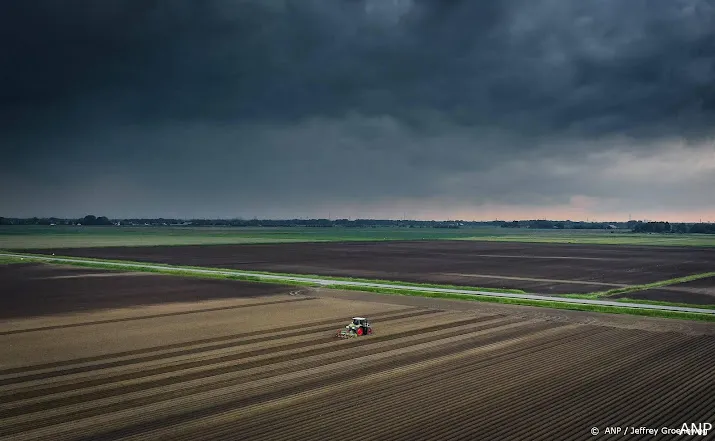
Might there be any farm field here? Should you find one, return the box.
[0,264,297,320]
[1,263,714,441]
[4,225,715,249]
[613,276,715,305]
[0,226,500,248]
[31,240,715,301]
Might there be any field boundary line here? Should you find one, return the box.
[2,253,715,318]
[564,271,715,299]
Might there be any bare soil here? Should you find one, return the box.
[0,263,294,319]
[1,265,714,440]
[614,288,715,304]
[311,287,715,336]
[613,289,714,304]
[673,275,715,288]
[612,276,715,304]
[30,240,715,298]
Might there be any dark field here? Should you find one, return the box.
[0,264,294,320]
[676,276,715,288]
[6,225,715,249]
[1,262,714,441]
[33,241,715,297]
[614,276,715,305]
[615,289,715,304]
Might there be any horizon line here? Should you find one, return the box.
[1,216,712,224]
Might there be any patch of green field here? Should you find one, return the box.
[562,271,715,299]
[323,285,715,323]
[2,225,715,249]
[0,256,25,264]
[456,231,715,247]
[0,226,480,249]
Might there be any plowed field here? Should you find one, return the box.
[1,264,714,441]
[0,263,294,319]
[614,276,715,305]
[30,241,715,296]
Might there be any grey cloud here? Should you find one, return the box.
[4,0,713,138]
[1,0,714,218]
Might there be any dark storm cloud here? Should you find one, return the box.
[2,0,715,218]
[4,0,713,136]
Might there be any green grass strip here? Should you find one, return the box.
[455,234,715,247]
[5,225,715,249]
[4,252,715,322]
[562,271,715,300]
[325,285,715,322]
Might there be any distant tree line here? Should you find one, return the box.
[499,219,715,233]
[500,220,610,229]
[1,216,714,234]
[77,215,113,226]
[158,218,466,228]
[0,215,113,226]
[0,216,465,228]
[631,221,715,234]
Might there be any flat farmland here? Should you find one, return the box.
[0,263,297,320]
[614,276,715,305]
[33,241,715,296]
[1,264,715,441]
[7,226,715,249]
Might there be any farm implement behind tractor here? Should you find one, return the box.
[336,317,372,338]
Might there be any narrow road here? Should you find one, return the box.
[2,253,714,316]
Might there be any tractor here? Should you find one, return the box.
[336,317,372,338]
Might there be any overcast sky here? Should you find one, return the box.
[2,0,714,221]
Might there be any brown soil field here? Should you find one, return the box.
[1,263,714,441]
[614,288,715,304]
[612,276,715,305]
[31,240,715,298]
[0,264,296,320]
[676,276,715,288]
